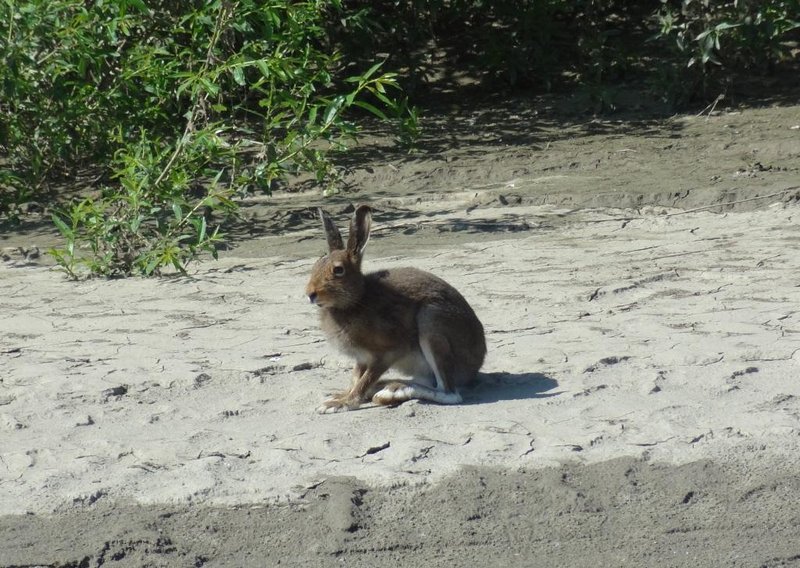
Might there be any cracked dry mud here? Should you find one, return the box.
[2,100,800,566]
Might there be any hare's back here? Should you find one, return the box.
[366,267,475,311]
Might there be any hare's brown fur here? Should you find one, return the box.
[306,205,486,413]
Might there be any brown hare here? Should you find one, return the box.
[306,205,486,413]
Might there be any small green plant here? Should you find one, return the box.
[49,129,235,277]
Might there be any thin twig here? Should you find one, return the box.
[664,187,800,217]
[649,249,714,261]
[696,94,725,119]
[153,4,234,188]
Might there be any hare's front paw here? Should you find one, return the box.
[316,397,360,414]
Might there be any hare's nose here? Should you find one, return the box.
[308,292,318,304]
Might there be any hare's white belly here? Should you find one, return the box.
[392,349,435,384]
[341,344,431,379]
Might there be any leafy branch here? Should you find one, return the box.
[1,1,416,277]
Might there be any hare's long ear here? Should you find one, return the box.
[319,208,344,252]
[347,205,372,260]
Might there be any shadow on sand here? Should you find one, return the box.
[464,371,560,404]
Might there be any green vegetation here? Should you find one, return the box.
[1,0,411,276]
[1,1,797,277]
[655,0,800,102]
[337,1,798,103]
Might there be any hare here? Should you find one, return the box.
[306,205,486,413]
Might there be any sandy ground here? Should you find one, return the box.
[2,101,800,566]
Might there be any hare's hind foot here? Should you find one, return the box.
[316,395,362,414]
[372,381,462,406]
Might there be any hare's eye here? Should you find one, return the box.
[333,265,345,277]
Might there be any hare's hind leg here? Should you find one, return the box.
[372,379,462,406]
[372,323,463,406]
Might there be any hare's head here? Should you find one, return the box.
[305,205,372,310]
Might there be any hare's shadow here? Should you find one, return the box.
[464,371,560,404]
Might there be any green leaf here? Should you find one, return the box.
[231,66,245,86]
[200,78,220,96]
[255,59,270,77]
[198,216,207,242]
[695,30,712,42]
[51,214,72,237]
[370,89,394,107]
[362,61,384,81]
[323,96,345,126]
[172,202,183,221]
[144,256,160,275]
[353,100,388,120]
[123,0,150,14]
[714,22,741,32]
